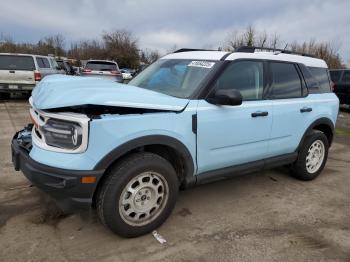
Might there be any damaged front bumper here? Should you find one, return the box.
[11,126,105,212]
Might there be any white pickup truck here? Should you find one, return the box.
[0,53,63,98]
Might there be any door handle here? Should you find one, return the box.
[300,107,312,113]
[251,111,268,117]
[9,70,15,73]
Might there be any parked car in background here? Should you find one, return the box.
[0,53,63,98]
[134,64,149,76]
[72,66,82,75]
[120,68,133,80]
[81,60,123,83]
[56,59,75,75]
[329,69,350,106]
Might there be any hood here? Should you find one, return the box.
[32,75,190,111]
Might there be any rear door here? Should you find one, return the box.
[196,60,273,174]
[0,55,36,89]
[267,61,314,157]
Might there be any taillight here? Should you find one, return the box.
[34,71,41,81]
[82,68,92,73]
[111,70,121,76]
[331,82,335,92]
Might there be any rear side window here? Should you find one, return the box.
[85,61,118,71]
[330,70,343,83]
[0,55,35,71]
[270,62,302,99]
[50,58,58,68]
[341,71,350,83]
[36,57,51,68]
[308,67,331,92]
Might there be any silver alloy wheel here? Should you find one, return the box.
[306,140,325,174]
[119,172,169,226]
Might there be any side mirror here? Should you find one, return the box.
[207,89,243,106]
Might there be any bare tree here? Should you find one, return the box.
[140,48,160,64]
[102,30,139,68]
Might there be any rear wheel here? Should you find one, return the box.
[291,130,329,181]
[96,152,178,237]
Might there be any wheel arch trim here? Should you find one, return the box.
[94,135,195,183]
[297,117,335,151]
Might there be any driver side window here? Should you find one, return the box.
[213,61,264,101]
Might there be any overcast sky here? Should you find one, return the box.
[1,0,349,64]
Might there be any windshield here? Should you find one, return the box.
[129,59,217,98]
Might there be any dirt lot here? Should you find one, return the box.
[1,99,350,262]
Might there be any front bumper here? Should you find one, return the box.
[11,127,105,212]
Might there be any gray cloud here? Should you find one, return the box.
[1,0,349,64]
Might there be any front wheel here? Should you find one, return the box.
[96,152,178,237]
[291,130,329,181]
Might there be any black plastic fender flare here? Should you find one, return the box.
[94,135,195,186]
[297,117,335,151]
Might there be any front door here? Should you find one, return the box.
[196,60,272,174]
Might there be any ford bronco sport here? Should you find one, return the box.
[11,47,339,237]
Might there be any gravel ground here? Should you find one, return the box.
[0,98,350,262]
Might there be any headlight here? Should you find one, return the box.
[41,118,83,150]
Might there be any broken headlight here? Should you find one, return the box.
[41,118,83,150]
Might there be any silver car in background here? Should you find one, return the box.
[0,53,63,98]
[81,60,123,83]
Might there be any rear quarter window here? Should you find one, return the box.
[307,67,331,93]
[0,55,35,71]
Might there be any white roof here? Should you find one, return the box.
[0,53,52,58]
[163,50,327,68]
[162,51,229,61]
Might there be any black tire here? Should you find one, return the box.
[96,152,179,238]
[291,130,329,181]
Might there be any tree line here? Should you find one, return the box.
[224,26,344,69]
[0,27,345,69]
[0,31,160,68]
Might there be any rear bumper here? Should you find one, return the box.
[0,83,35,92]
[11,129,105,212]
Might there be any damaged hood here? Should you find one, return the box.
[31,75,190,111]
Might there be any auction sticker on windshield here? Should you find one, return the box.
[188,61,215,68]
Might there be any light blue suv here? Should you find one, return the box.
[12,47,339,237]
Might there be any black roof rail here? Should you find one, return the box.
[235,46,315,58]
[173,48,217,53]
